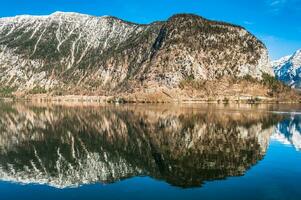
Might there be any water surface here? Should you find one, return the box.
[0,102,301,200]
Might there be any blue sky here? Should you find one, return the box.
[1,0,300,60]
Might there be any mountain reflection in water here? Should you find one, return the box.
[0,102,296,189]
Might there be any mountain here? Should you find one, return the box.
[0,102,279,188]
[273,49,301,88]
[0,12,293,102]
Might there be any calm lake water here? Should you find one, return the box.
[1,102,301,200]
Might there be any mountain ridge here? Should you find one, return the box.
[0,12,297,102]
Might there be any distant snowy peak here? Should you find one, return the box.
[272,55,291,68]
[273,49,301,88]
[291,49,301,68]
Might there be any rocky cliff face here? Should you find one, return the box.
[273,49,301,88]
[0,102,280,188]
[0,12,274,100]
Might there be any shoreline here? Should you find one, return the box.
[1,94,301,104]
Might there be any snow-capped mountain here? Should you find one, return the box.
[0,12,275,101]
[273,49,301,88]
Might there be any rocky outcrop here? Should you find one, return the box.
[0,102,282,188]
[0,12,275,100]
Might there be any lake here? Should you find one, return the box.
[0,102,301,200]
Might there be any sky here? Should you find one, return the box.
[0,0,300,60]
